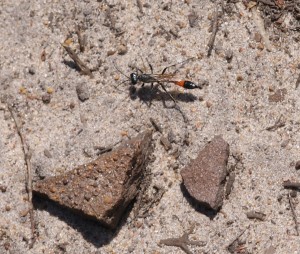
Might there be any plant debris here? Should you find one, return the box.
[159,223,206,254]
[246,210,266,221]
[7,104,36,248]
[62,42,93,78]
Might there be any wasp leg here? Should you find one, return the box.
[150,83,154,90]
[159,82,176,103]
[162,67,168,75]
[137,68,144,74]
[149,63,154,74]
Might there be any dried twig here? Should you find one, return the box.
[159,223,206,254]
[174,104,190,146]
[296,73,300,89]
[149,117,163,133]
[283,180,300,189]
[266,115,285,131]
[75,25,86,53]
[136,0,143,14]
[251,7,273,51]
[288,192,299,236]
[246,210,266,221]
[7,105,36,248]
[207,3,223,57]
[257,0,276,7]
[225,171,235,198]
[227,226,249,252]
[94,140,122,155]
[62,43,93,78]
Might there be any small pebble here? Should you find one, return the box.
[160,136,172,151]
[42,94,51,104]
[41,50,46,61]
[290,190,297,198]
[257,42,264,50]
[76,83,90,102]
[46,87,54,94]
[28,67,35,75]
[188,12,198,27]
[107,50,116,56]
[254,32,262,42]
[69,102,75,109]
[225,49,233,63]
[44,149,52,158]
[0,185,7,193]
[117,44,128,55]
[19,208,29,217]
[236,75,243,81]
[206,101,213,108]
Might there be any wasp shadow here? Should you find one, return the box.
[180,183,217,220]
[33,195,134,248]
[129,85,198,104]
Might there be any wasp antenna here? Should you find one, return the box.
[170,57,196,69]
[112,60,130,79]
[113,79,130,93]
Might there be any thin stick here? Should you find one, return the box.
[296,73,300,89]
[7,105,36,248]
[62,43,93,78]
[227,226,249,251]
[75,25,86,53]
[283,180,300,189]
[207,3,223,57]
[136,0,144,14]
[288,192,299,236]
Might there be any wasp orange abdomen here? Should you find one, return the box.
[174,80,199,89]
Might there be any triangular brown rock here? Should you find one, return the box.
[33,131,153,229]
[181,135,229,211]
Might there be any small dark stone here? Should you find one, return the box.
[28,67,35,75]
[0,185,7,193]
[295,160,300,170]
[57,242,68,252]
[69,102,75,109]
[160,136,172,151]
[42,94,51,104]
[225,50,233,63]
[44,149,52,158]
[188,12,199,28]
[181,135,229,211]
[117,44,128,55]
[290,190,297,198]
[62,179,68,185]
[76,83,89,102]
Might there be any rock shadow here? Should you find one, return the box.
[180,183,218,220]
[33,195,133,248]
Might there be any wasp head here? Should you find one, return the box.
[130,73,138,85]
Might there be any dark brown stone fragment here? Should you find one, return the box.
[33,131,152,229]
[181,135,229,211]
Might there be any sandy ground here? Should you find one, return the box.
[1,0,300,253]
